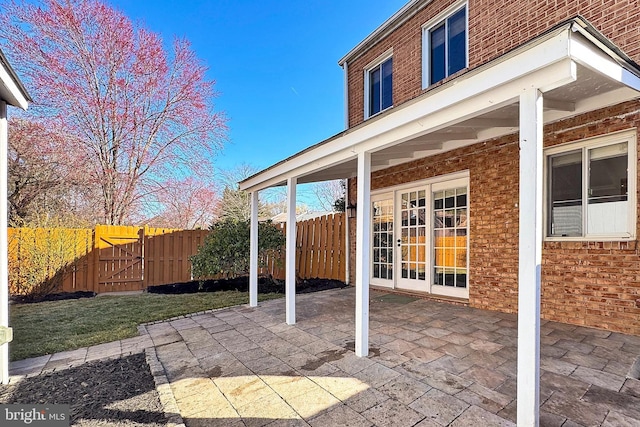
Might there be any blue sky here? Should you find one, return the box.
[107,0,408,175]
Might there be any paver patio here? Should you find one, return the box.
[10,287,640,426]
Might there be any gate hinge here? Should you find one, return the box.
[0,326,13,345]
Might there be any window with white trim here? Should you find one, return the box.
[546,131,636,239]
[423,3,467,87]
[365,55,393,118]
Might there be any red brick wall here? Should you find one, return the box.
[469,0,640,69]
[348,100,640,335]
[347,0,452,128]
[346,0,640,128]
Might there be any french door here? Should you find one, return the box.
[371,194,394,288]
[370,176,469,299]
[431,179,469,298]
[396,188,428,291]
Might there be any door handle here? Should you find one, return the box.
[397,239,401,247]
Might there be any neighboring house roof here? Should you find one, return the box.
[0,48,31,110]
[239,17,640,193]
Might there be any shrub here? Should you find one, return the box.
[8,227,84,300]
[190,218,285,279]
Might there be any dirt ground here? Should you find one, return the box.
[0,353,166,426]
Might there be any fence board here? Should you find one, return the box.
[327,215,336,279]
[144,229,210,286]
[317,216,325,278]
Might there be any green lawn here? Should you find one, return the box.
[9,291,283,361]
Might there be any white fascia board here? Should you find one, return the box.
[338,0,429,66]
[569,34,640,92]
[240,29,575,193]
[0,64,29,110]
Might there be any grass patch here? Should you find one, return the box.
[10,291,283,361]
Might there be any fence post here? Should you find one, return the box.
[141,226,147,289]
[92,226,101,293]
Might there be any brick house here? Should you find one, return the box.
[0,47,31,384]
[240,2,640,422]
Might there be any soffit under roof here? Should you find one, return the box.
[240,20,640,191]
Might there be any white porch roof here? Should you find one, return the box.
[240,18,640,192]
[0,48,31,109]
[242,17,640,426]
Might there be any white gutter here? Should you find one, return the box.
[338,0,430,66]
[240,25,575,192]
[0,67,29,111]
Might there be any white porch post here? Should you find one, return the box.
[517,88,543,426]
[355,151,371,357]
[285,176,297,325]
[249,190,259,307]
[0,101,8,384]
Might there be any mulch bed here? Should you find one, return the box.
[148,277,348,295]
[0,353,166,426]
[3,278,348,425]
[13,278,348,303]
[11,291,97,304]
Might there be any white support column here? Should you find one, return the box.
[344,179,350,285]
[0,101,8,384]
[517,88,543,426]
[355,152,371,357]
[285,177,297,325]
[249,190,259,307]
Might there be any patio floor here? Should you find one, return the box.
[9,287,640,426]
[140,287,640,426]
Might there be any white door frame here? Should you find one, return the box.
[395,185,430,292]
[369,171,470,298]
[430,177,470,299]
[370,192,394,289]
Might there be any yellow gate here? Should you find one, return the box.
[94,225,144,292]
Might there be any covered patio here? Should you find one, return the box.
[239,18,640,425]
[143,287,640,426]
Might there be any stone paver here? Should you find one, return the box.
[8,287,640,426]
[361,397,425,427]
[450,405,515,426]
[409,388,469,425]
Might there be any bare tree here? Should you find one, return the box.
[8,118,97,225]
[146,177,219,229]
[310,179,346,212]
[0,0,227,224]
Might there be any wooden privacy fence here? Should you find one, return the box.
[9,225,210,294]
[260,213,347,282]
[8,228,93,296]
[8,213,346,294]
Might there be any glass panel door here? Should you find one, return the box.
[396,188,428,292]
[371,196,394,288]
[432,184,469,298]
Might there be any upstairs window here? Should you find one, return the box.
[365,55,393,118]
[423,3,467,87]
[546,131,636,239]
